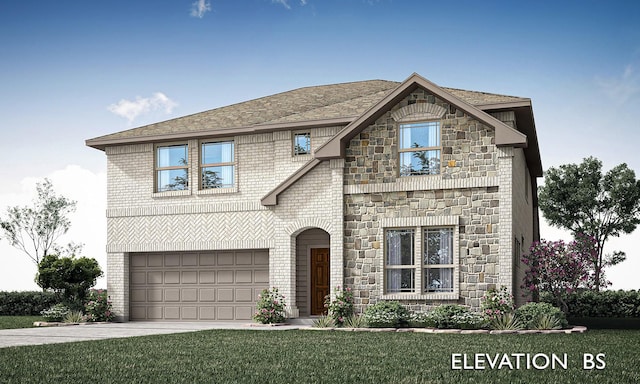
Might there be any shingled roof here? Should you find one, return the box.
[86,79,530,150]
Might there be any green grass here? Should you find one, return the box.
[0,316,43,329]
[0,329,638,383]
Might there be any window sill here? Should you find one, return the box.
[291,154,312,162]
[195,186,239,195]
[152,189,191,198]
[381,292,458,301]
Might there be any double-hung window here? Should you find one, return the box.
[424,228,454,292]
[385,229,415,293]
[384,227,455,294]
[399,121,441,176]
[201,141,234,189]
[156,143,188,192]
[293,132,311,156]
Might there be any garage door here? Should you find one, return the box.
[130,250,269,321]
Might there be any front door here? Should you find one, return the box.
[310,248,329,315]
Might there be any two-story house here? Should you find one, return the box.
[86,73,541,322]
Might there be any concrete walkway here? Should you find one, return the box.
[0,322,303,349]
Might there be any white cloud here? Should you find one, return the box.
[0,166,107,291]
[596,64,640,104]
[273,0,291,9]
[190,0,211,18]
[107,92,177,123]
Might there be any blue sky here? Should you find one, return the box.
[1,0,639,290]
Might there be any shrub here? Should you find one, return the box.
[481,286,515,320]
[408,311,436,328]
[40,303,70,322]
[428,304,486,329]
[84,289,115,322]
[363,301,409,328]
[324,286,355,326]
[253,287,286,324]
[543,290,640,318]
[0,291,59,316]
[535,314,562,330]
[515,302,568,329]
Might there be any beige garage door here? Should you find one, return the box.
[130,250,269,321]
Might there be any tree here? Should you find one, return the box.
[521,235,593,313]
[36,254,103,310]
[0,179,79,265]
[538,157,640,290]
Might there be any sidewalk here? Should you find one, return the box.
[0,321,303,348]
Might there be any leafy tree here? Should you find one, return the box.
[36,254,103,310]
[521,235,593,313]
[0,179,80,265]
[539,157,640,290]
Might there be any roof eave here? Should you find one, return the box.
[86,116,355,151]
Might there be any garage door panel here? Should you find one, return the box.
[165,289,180,302]
[164,271,180,284]
[130,250,268,321]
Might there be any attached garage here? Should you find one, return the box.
[130,250,269,321]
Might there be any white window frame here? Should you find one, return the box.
[154,142,189,193]
[199,140,235,190]
[380,216,459,300]
[398,121,442,176]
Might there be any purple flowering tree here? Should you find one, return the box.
[521,235,594,313]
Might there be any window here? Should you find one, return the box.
[384,227,455,294]
[293,132,311,155]
[424,228,454,292]
[200,141,234,189]
[399,121,441,176]
[156,143,188,192]
[385,229,415,293]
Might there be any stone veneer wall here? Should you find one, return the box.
[342,90,509,313]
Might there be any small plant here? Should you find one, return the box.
[489,313,523,330]
[515,302,568,329]
[324,286,355,326]
[84,289,115,322]
[428,304,471,329]
[40,303,70,322]
[451,312,488,329]
[253,287,286,324]
[535,314,562,330]
[408,311,435,328]
[481,286,515,320]
[363,301,409,328]
[313,315,335,328]
[63,310,85,323]
[343,314,366,328]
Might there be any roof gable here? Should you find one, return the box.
[314,73,527,160]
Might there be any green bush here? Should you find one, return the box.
[84,289,115,322]
[364,301,409,328]
[543,290,640,318]
[515,302,568,329]
[408,311,436,328]
[428,304,486,329]
[0,291,59,316]
[253,287,286,324]
[40,303,70,322]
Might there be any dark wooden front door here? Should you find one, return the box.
[310,248,330,315]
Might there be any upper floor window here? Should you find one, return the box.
[156,143,188,192]
[201,141,234,189]
[398,121,441,176]
[293,132,311,155]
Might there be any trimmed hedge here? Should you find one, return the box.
[0,291,59,316]
[542,290,640,318]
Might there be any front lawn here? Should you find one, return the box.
[0,316,43,329]
[1,329,638,383]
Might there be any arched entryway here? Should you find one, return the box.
[295,228,330,316]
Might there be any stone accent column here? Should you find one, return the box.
[107,252,129,322]
[497,147,514,292]
[330,159,345,299]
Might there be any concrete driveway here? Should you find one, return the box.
[0,322,302,348]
